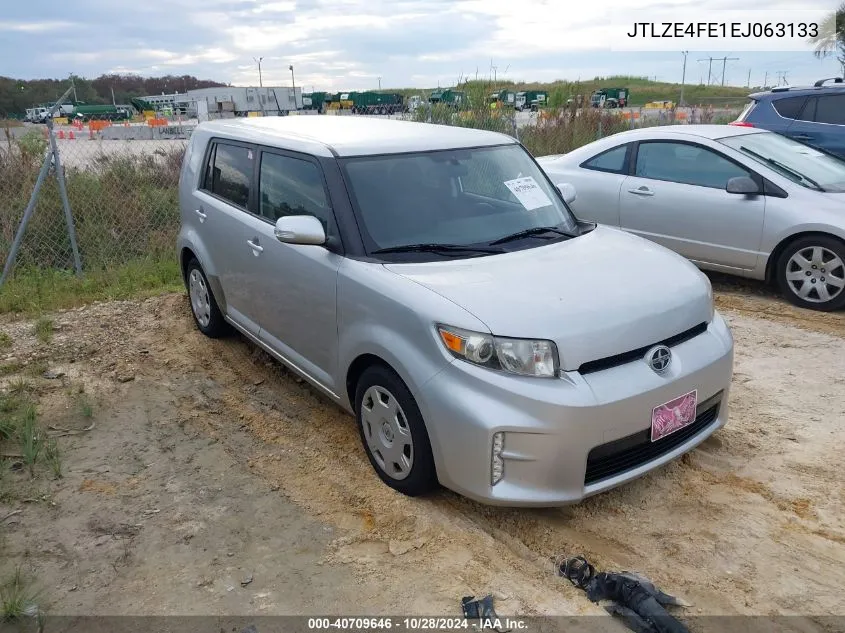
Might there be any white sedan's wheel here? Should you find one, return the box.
[777,236,845,311]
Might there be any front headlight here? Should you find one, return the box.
[436,324,559,378]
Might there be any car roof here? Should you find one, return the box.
[749,81,845,100]
[195,116,517,157]
[598,124,769,141]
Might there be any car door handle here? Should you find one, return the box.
[628,186,654,196]
[194,208,207,222]
[247,239,263,254]
[792,134,812,141]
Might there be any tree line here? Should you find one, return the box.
[0,74,228,116]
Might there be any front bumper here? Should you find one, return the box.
[419,312,734,507]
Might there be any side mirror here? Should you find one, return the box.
[556,182,577,204]
[274,215,326,245]
[726,176,760,195]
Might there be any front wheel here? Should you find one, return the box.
[776,236,845,311]
[355,365,437,497]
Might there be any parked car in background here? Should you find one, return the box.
[537,125,845,311]
[178,116,734,507]
[731,77,845,159]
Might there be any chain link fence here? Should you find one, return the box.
[1,117,185,281]
[0,99,741,284]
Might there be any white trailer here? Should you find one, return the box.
[185,86,302,117]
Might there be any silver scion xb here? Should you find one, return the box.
[177,116,734,507]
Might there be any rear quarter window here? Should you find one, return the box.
[772,96,807,119]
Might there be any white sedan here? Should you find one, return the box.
[537,125,845,311]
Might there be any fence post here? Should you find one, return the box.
[597,116,603,139]
[46,117,82,277]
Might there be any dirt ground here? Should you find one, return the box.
[1,276,844,626]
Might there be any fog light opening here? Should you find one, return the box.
[491,432,505,485]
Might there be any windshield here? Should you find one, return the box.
[341,144,580,256]
[718,132,845,192]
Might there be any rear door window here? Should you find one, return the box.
[204,142,253,209]
[772,96,807,119]
[814,95,845,125]
[581,144,629,173]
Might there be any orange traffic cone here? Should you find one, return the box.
[57,130,65,139]
[69,131,75,140]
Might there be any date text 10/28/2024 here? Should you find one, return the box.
[307,617,529,631]
[626,22,819,38]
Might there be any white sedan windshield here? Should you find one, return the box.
[718,132,845,193]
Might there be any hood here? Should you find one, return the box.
[383,226,713,371]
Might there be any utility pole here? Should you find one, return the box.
[69,73,77,101]
[253,57,264,87]
[289,65,296,99]
[746,68,751,88]
[720,56,739,86]
[377,76,381,90]
[680,51,688,105]
[763,71,768,88]
[776,70,788,86]
[111,85,116,106]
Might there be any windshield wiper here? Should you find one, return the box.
[371,243,505,256]
[489,226,575,245]
[739,146,826,191]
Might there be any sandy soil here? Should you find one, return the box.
[1,279,843,626]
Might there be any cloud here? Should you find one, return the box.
[3,0,843,88]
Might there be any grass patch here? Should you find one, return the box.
[44,438,61,479]
[18,404,42,475]
[75,392,94,419]
[0,332,11,350]
[0,257,182,316]
[32,319,52,344]
[0,363,22,377]
[0,566,43,621]
[22,361,48,379]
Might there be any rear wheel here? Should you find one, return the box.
[354,365,437,497]
[186,258,230,337]
[776,235,845,311]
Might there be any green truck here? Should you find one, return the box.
[429,89,466,107]
[488,89,516,108]
[590,88,628,108]
[514,91,548,112]
[302,92,330,112]
[67,103,132,121]
[320,91,405,114]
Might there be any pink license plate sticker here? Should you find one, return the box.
[651,390,698,442]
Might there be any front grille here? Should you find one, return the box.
[584,392,722,486]
[578,322,708,375]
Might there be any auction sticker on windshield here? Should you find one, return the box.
[651,390,697,442]
[504,176,553,211]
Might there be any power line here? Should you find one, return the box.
[697,56,740,86]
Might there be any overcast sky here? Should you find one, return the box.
[1,0,842,90]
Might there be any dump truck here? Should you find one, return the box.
[590,88,628,108]
[350,92,405,114]
[66,104,133,121]
[515,91,548,111]
[429,89,465,107]
[302,92,329,112]
[488,89,516,109]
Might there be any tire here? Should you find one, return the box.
[185,258,230,337]
[354,365,438,497]
[776,235,845,311]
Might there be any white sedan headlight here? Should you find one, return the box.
[436,324,559,378]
